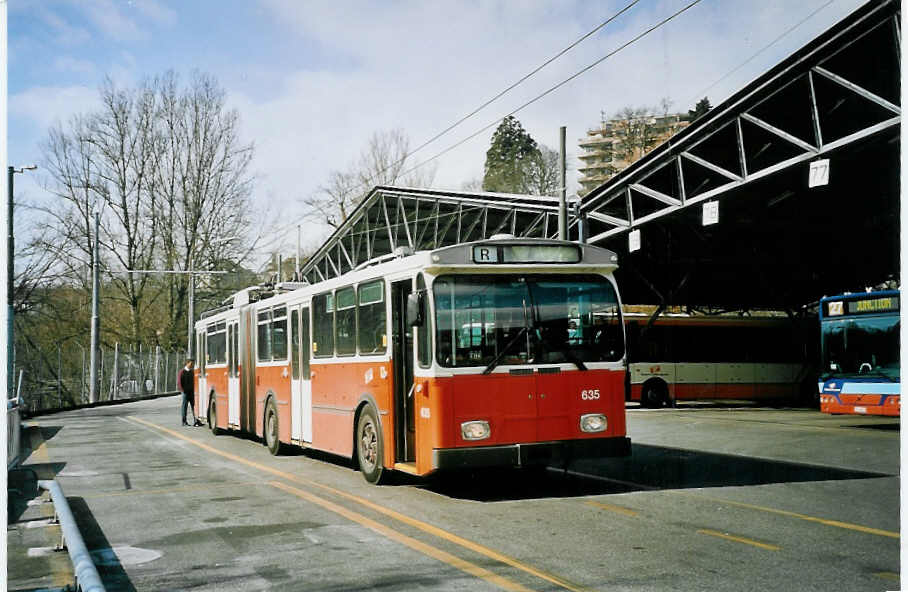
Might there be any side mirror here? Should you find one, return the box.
[407,291,425,327]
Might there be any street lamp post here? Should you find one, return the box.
[7,165,36,399]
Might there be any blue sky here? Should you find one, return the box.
[8,0,868,255]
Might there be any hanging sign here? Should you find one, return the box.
[702,201,719,226]
[808,159,830,188]
[628,229,641,252]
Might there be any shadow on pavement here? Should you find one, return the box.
[67,497,137,592]
[7,464,66,523]
[422,443,890,502]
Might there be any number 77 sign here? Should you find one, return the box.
[809,159,830,188]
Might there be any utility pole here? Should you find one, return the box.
[89,212,100,404]
[558,127,568,240]
[7,165,36,400]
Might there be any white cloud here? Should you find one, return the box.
[237,0,864,219]
[72,0,148,41]
[130,0,179,26]
[10,84,101,133]
[11,0,869,253]
[53,56,98,76]
[33,5,93,46]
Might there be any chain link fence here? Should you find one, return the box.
[15,341,184,414]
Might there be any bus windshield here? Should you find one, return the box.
[821,315,900,381]
[433,274,623,368]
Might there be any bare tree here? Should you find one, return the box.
[302,129,437,230]
[40,78,161,347]
[39,72,254,349]
[153,71,254,346]
[524,144,561,197]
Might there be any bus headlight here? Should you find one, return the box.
[461,420,491,441]
[580,414,607,433]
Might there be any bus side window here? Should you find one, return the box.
[257,309,273,362]
[302,307,311,379]
[416,274,432,367]
[312,292,334,357]
[272,307,288,361]
[358,280,386,355]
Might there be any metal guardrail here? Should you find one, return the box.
[38,479,107,592]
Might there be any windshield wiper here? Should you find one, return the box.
[537,331,587,371]
[482,326,529,375]
[483,297,533,375]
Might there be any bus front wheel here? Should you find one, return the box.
[356,405,385,484]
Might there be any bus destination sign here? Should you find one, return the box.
[847,296,899,315]
[473,245,580,264]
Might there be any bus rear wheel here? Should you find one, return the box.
[356,405,385,484]
[264,398,283,456]
[208,398,220,436]
[642,382,666,409]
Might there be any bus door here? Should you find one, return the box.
[228,321,240,426]
[197,332,208,420]
[391,279,416,463]
[290,305,313,443]
[240,306,256,433]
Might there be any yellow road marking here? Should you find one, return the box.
[270,481,533,592]
[874,572,899,581]
[126,416,591,592]
[585,500,638,517]
[575,469,898,540]
[697,529,780,551]
[682,492,899,539]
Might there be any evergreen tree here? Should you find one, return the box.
[482,116,542,194]
[687,97,712,121]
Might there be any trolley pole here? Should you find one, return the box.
[89,212,100,404]
[558,126,568,240]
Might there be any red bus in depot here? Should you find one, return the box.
[624,309,811,408]
[194,237,630,483]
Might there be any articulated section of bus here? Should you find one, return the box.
[818,291,900,416]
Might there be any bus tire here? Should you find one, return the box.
[642,381,666,409]
[264,398,283,456]
[356,405,385,484]
[208,397,220,436]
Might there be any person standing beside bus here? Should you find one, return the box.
[179,359,200,426]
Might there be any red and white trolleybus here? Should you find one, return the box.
[194,237,630,482]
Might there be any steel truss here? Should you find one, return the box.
[299,187,565,284]
[579,0,900,245]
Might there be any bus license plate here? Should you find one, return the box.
[854,406,867,414]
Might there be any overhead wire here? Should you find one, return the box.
[259,0,705,259]
[682,0,837,110]
[257,1,646,256]
[399,0,704,180]
[405,0,643,161]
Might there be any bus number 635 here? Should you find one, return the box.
[581,389,600,400]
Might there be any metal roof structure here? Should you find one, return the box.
[577,0,900,310]
[299,186,570,284]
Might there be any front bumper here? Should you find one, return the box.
[432,436,631,471]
